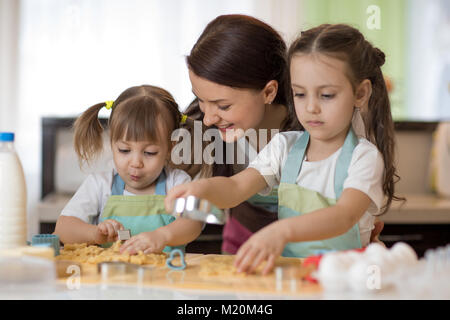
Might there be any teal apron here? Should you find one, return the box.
[99,171,184,253]
[246,188,278,212]
[278,129,362,257]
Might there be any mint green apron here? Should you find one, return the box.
[278,129,362,257]
[99,171,184,253]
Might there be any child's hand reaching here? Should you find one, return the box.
[234,222,288,275]
[94,219,124,244]
[119,229,169,255]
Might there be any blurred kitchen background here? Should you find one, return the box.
[0,0,449,255]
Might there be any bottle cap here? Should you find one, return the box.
[0,132,14,142]
[31,234,60,256]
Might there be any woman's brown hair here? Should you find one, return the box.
[178,14,301,178]
[73,85,181,166]
[187,14,300,133]
[287,24,403,214]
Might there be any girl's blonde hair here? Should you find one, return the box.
[73,85,181,166]
[288,24,404,214]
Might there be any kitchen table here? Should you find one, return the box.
[1,253,447,300]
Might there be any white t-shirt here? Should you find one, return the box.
[60,165,191,223]
[248,131,385,247]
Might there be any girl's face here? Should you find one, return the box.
[290,53,357,145]
[112,138,169,195]
[189,70,267,143]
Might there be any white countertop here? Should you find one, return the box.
[1,279,447,300]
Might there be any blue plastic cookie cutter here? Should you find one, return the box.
[166,249,186,270]
[31,234,60,256]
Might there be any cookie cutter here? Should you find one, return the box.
[117,229,131,241]
[172,196,229,225]
[166,249,186,271]
[31,234,60,256]
[97,261,154,287]
[97,261,139,275]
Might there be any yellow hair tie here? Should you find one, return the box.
[181,114,187,124]
[105,100,114,110]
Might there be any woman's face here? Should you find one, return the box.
[189,70,267,143]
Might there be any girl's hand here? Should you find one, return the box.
[234,222,288,275]
[94,219,124,244]
[119,229,169,255]
[370,219,386,247]
[164,180,207,213]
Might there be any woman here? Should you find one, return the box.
[176,14,384,254]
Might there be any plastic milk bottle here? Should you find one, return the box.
[0,132,27,249]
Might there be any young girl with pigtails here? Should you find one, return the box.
[166,24,403,274]
[54,85,202,254]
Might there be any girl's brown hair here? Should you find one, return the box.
[73,85,181,166]
[287,24,403,214]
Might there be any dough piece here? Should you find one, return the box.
[198,255,304,277]
[198,256,246,277]
[63,243,87,251]
[57,241,166,266]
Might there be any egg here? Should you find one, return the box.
[365,243,389,258]
[341,251,364,264]
[317,253,350,291]
[348,261,371,292]
[348,260,383,293]
[390,242,418,266]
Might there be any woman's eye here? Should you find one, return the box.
[294,93,305,98]
[218,105,231,111]
[321,94,335,99]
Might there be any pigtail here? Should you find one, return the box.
[73,102,106,167]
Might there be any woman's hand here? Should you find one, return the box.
[234,221,288,275]
[94,219,124,244]
[119,229,169,255]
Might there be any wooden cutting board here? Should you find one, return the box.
[57,254,321,296]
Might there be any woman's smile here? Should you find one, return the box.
[217,124,235,132]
